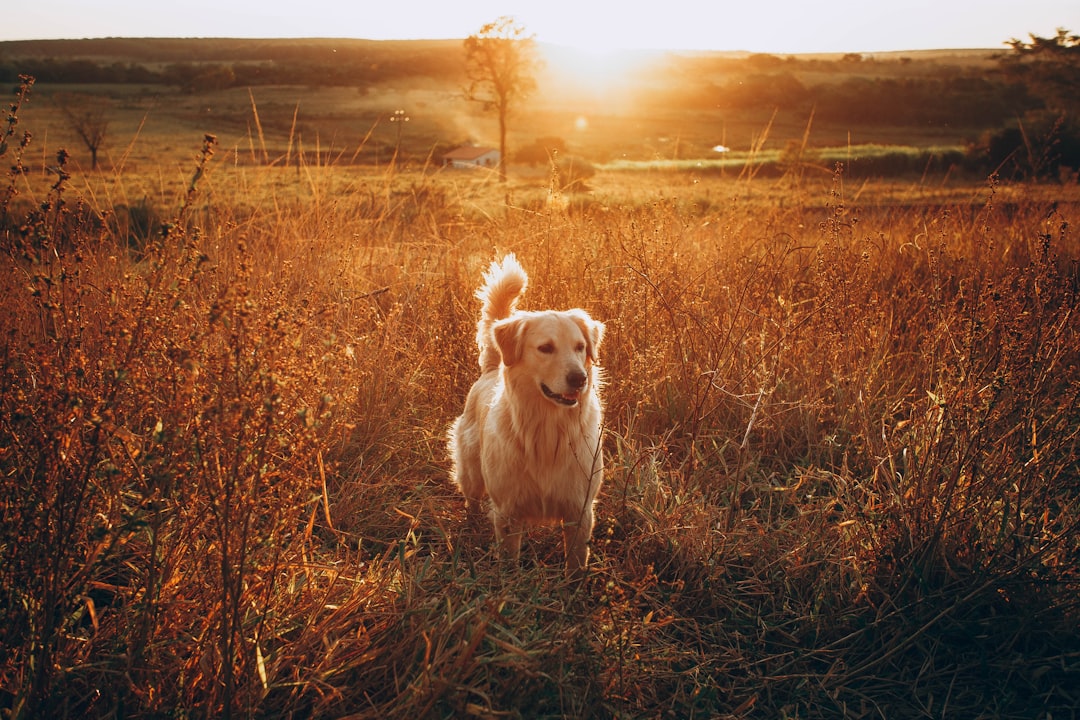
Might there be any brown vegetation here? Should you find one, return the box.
[1,62,1079,720]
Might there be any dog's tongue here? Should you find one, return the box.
[542,383,581,406]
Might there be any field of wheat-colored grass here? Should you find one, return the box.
[2,75,1080,719]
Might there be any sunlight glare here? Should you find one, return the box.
[541,42,656,96]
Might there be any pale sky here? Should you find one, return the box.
[4,0,1078,54]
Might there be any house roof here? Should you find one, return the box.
[443,146,499,160]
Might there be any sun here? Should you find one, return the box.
[540,40,656,95]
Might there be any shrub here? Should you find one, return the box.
[514,136,568,166]
[971,112,1080,180]
[552,153,596,191]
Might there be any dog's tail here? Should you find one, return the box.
[475,254,527,372]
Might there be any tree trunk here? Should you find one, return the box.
[498,108,507,183]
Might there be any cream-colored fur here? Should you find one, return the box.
[448,254,605,575]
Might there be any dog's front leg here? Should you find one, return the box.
[562,507,594,577]
[492,510,524,566]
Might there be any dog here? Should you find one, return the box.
[448,254,605,575]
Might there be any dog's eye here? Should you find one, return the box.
[538,342,555,354]
[575,342,586,353]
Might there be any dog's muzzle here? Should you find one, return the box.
[542,383,581,406]
[542,370,588,406]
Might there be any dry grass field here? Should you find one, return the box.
[2,63,1080,719]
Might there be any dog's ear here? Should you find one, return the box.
[569,310,605,363]
[492,316,525,366]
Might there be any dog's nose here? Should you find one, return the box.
[567,369,587,390]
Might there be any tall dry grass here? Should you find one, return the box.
[2,77,1079,718]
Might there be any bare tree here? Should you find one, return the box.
[55,93,110,170]
[463,16,540,182]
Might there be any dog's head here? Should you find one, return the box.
[492,309,604,407]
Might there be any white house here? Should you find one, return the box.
[443,146,500,169]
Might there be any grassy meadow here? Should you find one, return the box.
[2,42,1080,719]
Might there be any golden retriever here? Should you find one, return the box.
[448,254,605,575]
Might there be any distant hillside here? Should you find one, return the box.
[0,37,466,88]
[0,37,1001,69]
[0,37,464,62]
[0,37,1045,174]
[0,37,1005,106]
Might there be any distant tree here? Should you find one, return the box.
[54,92,110,170]
[977,28,1080,179]
[515,136,568,166]
[746,53,785,70]
[553,154,596,191]
[190,64,236,92]
[463,16,540,182]
[721,72,810,112]
[1001,28,1080,114]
